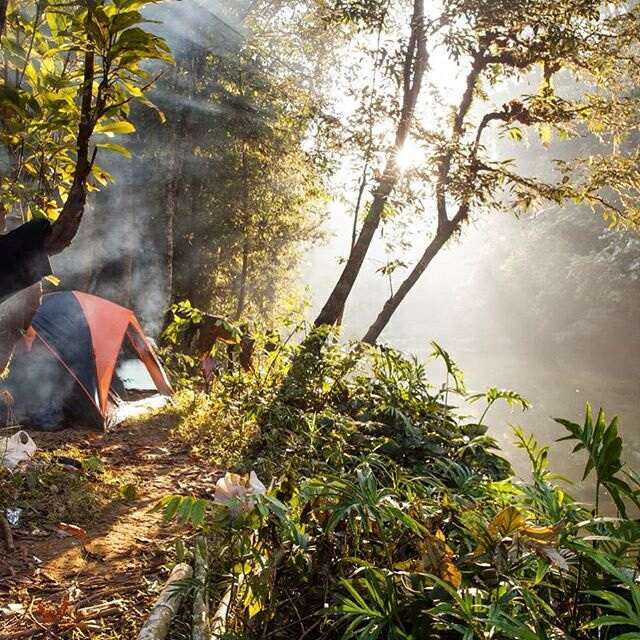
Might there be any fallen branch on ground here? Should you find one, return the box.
[137,562,193,640]
[75,582,140,607]
[192,536,209,640]
[0,605,122,639]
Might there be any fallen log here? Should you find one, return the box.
[210,584,232,640]
[137,562,193,640]
[210,574,244,640]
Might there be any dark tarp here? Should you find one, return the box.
[7,339,95,431]
[0,219,53,303]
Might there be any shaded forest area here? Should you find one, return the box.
[56,0,326,331]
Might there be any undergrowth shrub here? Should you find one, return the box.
[172,390,259,469]
[163,330,640,640]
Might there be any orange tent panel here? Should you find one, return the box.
[73,291,135,413]
[127,317,173,396]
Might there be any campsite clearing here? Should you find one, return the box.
[0,410,219,639]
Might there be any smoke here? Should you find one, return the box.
[53,0,253,335]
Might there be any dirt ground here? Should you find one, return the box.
[0,412,221,639]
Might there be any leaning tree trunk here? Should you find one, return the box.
[362,221,458,345]
[314,179,395,326]
[314,0,428,328]
[0,37,96,371]
[361,52,493,344]
[45,41,96,255]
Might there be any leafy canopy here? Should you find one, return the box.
[0,0,171,223]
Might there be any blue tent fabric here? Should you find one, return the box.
[6,292,103,430]
[31,292,100,408]
[3,291,172,431]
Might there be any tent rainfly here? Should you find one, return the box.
[3,291,172,431]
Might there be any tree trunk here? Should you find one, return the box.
[163,68,184,313]
[167,52,202,309]
[164,172,177,309]
[45,36,96,255]
[362,215,464,345]
[315,180,394,326]
[235,142,251,320]
[314,0,428,328]
[235,237,249,320]
[0,10,98,389]
[361,52,489,345]
[0,0,8,43]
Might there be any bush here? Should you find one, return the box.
[165,332,640,639]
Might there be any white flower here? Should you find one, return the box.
[214,471,266,512]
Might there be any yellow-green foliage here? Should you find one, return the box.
[164,335,640,640]
[6,457,100,525]
[173,390,260,470]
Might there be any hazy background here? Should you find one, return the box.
[301,207,640,498]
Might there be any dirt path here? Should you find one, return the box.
[0,412,220,639]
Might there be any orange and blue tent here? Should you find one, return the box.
[5,291,172,430]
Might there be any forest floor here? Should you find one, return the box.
[0,410,221,639]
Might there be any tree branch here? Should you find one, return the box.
[436,51,485,230]
[45,2,96,255]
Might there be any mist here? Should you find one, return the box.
[48,0,639,499]
[301,206,640,499]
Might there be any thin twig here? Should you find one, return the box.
[0,512,14,551]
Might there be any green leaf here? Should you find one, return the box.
[508,126,523,141]
[539,123,553,146]
[95,120,136,135]
[190,498,207,526]
[162,495,181,521]
[96,142,132,158]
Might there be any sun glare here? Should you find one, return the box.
[396,138,424,171]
